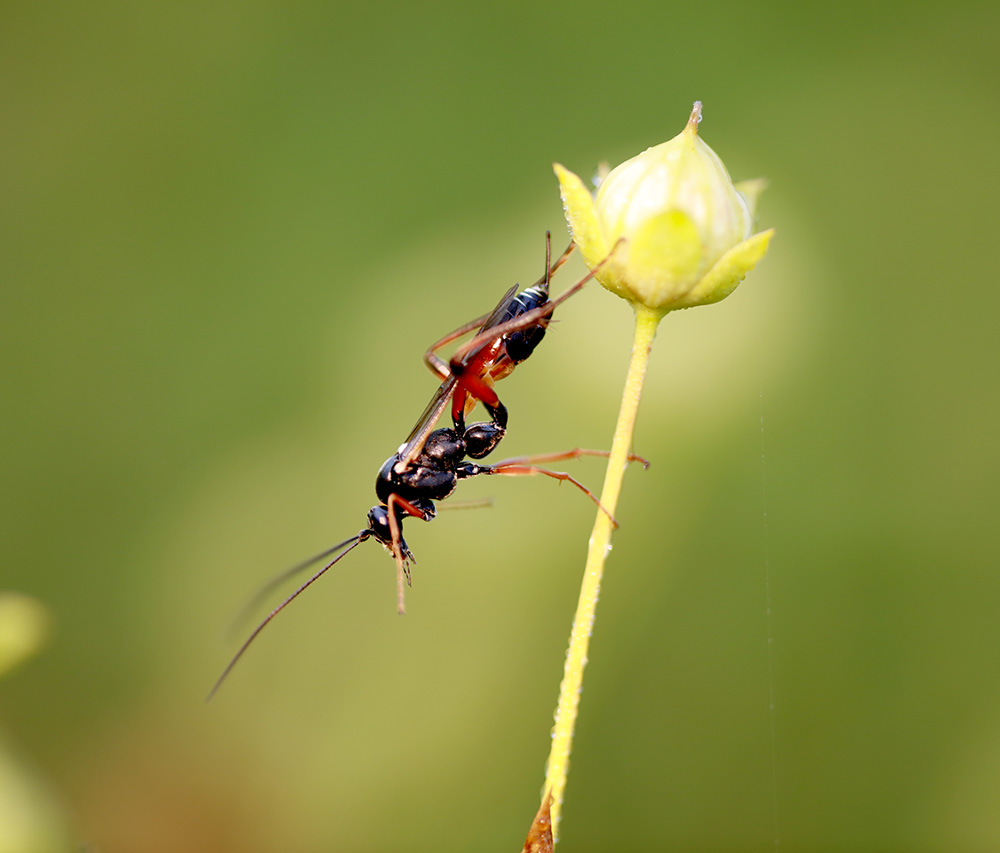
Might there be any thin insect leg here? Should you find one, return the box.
[385,494,409,615]
[485,463,621,528]
[423,307,500,380]
[435,497,494,511]
[450,240,621,367]
[207,535,366,701]
[489,448,650,470]
[385,493,435,615]
[401,240,584,471]
[441,239,577,373]
[451,367,502,416]
[421,237,564,376]
[384,493,432,567]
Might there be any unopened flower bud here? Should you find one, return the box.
[555,102,774,314]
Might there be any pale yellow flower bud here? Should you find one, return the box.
[555,102,774,314]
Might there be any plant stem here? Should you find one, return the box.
[542,303,661,842]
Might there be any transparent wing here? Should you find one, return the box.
[396,284,519,468]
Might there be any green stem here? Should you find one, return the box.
[542,303,661,842]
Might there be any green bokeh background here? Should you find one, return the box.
[2,3,998,851]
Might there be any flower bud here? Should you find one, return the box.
[555,102,773,314]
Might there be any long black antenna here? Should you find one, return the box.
[228,535,367,638]
[207,533,369,701]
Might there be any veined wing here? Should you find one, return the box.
[395,284,519,470]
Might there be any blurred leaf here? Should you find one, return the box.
[0,593,50,679]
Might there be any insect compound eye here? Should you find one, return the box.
[367,505,392,544]
[463,423,506,459]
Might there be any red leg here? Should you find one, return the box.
[482,444,649,527]
[385,494,408,615]
[489,448,650,470]
[448,242,628,373]
[427,239,577,404]
[449,242,577,369]
[485,462,621,528]
[452,368,501,411]
[424,310,497,380]
[450,373,500,427]
[385,493,433,615]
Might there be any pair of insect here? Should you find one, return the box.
[209,235,643,698]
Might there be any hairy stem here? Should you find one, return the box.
[542,303,661,841]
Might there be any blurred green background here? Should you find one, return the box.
[2,2,998,851]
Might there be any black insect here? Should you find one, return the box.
[208,236,639,698]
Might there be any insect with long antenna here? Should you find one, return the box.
[209,236,643,699]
